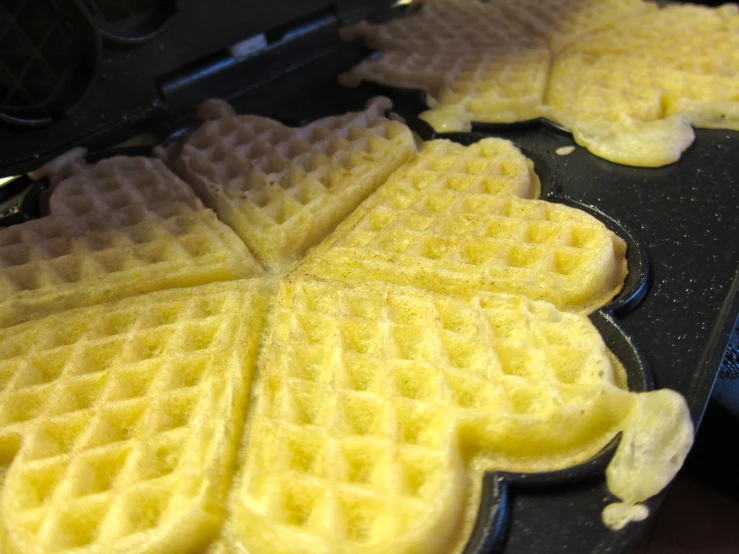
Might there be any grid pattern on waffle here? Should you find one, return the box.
[343,0,550,132]
[177,98,417,272]
[494,0,655,51]
[49,156,204,217]
[300,139,626,314]
[346,0,537,54]
[0,156,263,327]
[0,205,263,327]
[365,139,541,204]
[0,280,271,554]
[301,198,625,314]
[227,277,626,553]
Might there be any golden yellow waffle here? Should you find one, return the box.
[221,276,693,554]
[344,0,739,166]
[299,138,627,314]
[342,0,550,132]
[559,3,739,64]
[0,279,272,554]
[545,51,696,168]
[0,156,263,327]
[344,49,551,132]
[367,138,542,201]
[342,0,649,132]
[176,97,417,272]
[546,4,739,166]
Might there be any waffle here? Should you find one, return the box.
[28,147,95,187]
[0,279,272,554]
[221,276,693,554]
[48,155,204,218]
[0,156,263,327]
[546,4,739,166]
[342,0,550,132]
[345,48,551,132]
[495,0,656,52]
[559,3,739,64]
[363,138,542,203]
[344,0,739,166]
[341,0,652,132]
[299,138,627,314]
[342,0,528,54]
[545,52,696,168]
[176,97,417,272]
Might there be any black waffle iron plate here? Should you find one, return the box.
[0,1,737,553]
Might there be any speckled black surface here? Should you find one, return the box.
[720,329,739,378]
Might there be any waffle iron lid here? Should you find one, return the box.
[0,0,395,177]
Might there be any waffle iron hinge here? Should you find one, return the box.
[155,7,343,115]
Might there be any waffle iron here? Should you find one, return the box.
[1,1,738,553]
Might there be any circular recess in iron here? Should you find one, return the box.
[80,0,178,45]
[0,0,100,128]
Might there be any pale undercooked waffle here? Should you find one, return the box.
[0,155,262,327]
[0,279,272,554]
[341,0,551,132]
[220,276,693,554]
[299,138,627,314]
[45,152,204,218]
[176,97,417,273]
[343,48,551,132]
[546,4,739,166]
[493,0,656,52]
[343,0,739,166]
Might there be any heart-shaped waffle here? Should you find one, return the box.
[0,113,694,553]
[341,0,651,133]
[299,138,627,314]
[177,97,417,272]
